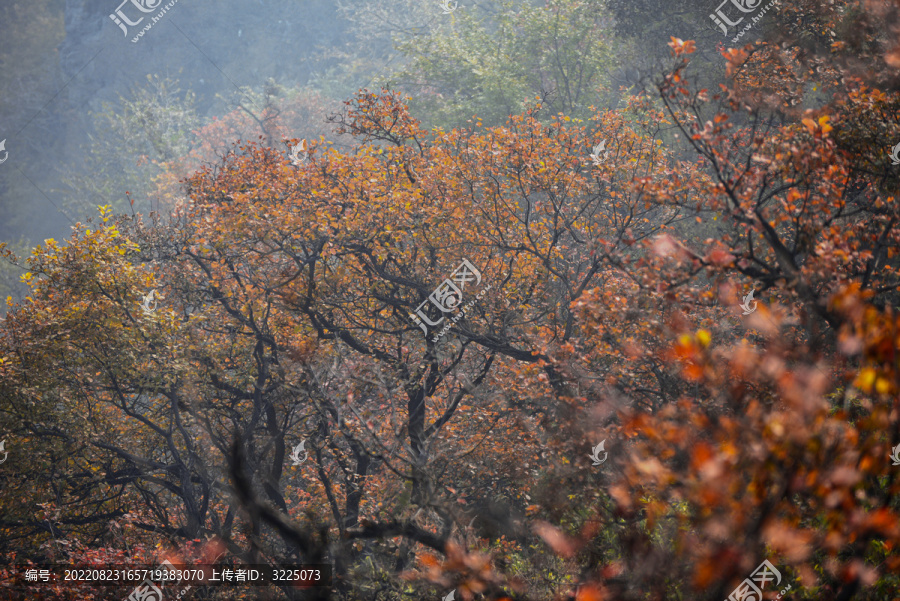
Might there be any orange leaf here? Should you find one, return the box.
[802,118,817,134]
[576,584,604,601]
[532,521,577,558]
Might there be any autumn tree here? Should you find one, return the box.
[4,1,900,596]
[528,17,900,601]
[0,82,695,599]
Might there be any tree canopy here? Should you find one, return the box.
[2,0,900,600]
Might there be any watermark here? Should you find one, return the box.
[24,569,50,582]
[889,142,900,166]
[890,444,900,466]
[288,140,308,166]
[440,0,459,14]
[588,440,608,466]
[126,560,191,601]
[0,139,8,164]
[726,559,789,601]
[442,590,456,601]
[740,290,757,315]
[0,440,7,464]
[589,140,608,166]
[289,440,308,466]
[709,0,781,42]
[140,290,161,317]
[109,0,182,43]
[409,258,490,342]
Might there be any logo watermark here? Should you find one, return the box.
[409,258,491,342]
[140,290,161,317]
[0,139,8,165]
[0,440,7,464]
[109,0,182,43]
[288,140,308,166]
[126,560,191,601]
[889,142,900,166]
[588,440,608,466]
[442,590,456,601]
[289,440,308,466]
[709,0,781,42]
[589,140,608,166]
[726,559,789,601]
[740,290,757,315]
[439,0,459,14]
[890,444,900,466]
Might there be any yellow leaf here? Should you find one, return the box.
[696,329,711,347]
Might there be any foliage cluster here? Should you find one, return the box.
[2,0,900,600]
